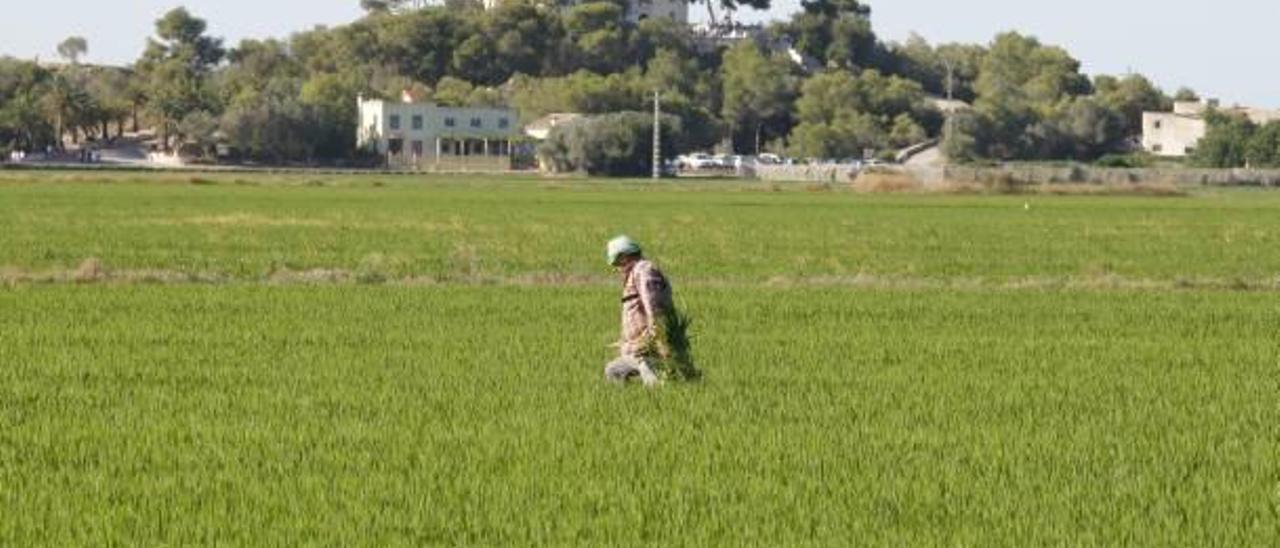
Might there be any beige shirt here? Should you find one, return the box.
[619,259,673,358]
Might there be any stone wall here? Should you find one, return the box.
[938,165,1280,187]
[745,164,860,183]
[746,162,1280,187]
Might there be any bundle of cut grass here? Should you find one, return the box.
[652,309,701,381]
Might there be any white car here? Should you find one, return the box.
[677,153,719,170]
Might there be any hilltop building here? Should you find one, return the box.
[482,0,687,23]
[357,92,519,171]
[1143,100,1280,157]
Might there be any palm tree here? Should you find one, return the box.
[42,74,94,147]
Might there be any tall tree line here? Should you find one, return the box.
[0,0,1194,165]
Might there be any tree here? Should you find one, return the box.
[136,8,225,150]
[1094,73,1169,136]
[643,50,722,152]
[360,0,397,12]
[958,32,1093,160]
[178,110,220,159]
[509,70,646,122]
[220,77,317,163]
[941,109,983,161]
[299,72,362,160]
[57,37,88,65]
[83,68,134,138]
[432,76,476,106]
[1247,122,1280,168]
[221,39,302,101]
[1030,96,1126,160]
[783,0,878,70]
[721,42,796,153]
[539,111,679,175]
[789,69,934,158]
[563,2,628,74]
[1173,87,1200,102]
[1190,112,1254,168]
[889,113,927,148]
[976,32,1090,113]
[0,58,55,151]
[1189,117,1280,169]
[630,18,702,71]
[826,10,877,69]
[366,8,476,84]
[485,1,564,80]
[885,35,984,101]
[41,74,92,147]
[150,8,225,71]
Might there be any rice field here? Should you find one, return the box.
[1,171,1278,545]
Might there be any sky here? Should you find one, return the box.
[1,0,1275,108]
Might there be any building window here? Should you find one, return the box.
[498,118,510,129]
[411,140,424,157]
[412,115,424,130]
[445,117,456,128]
[390,115,401,130]
[1153,120,1162,130]
[1152,144,1163,153]
[470,118,482,128]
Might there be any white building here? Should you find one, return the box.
[357,94,520,171]
[1143,100,1280,158]
[1142,104,1209,158]
[483,0,687,23]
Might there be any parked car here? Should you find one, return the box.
[757,153,783,165]
[676,153,719,170]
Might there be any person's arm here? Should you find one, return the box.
[635,263,670,357]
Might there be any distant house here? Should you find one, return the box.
[357,93,519,171]
[1143,100,1280,158]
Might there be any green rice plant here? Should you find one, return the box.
[652,308,700,381]
[3,171,1280,545]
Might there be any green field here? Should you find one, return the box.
[2,172,1279,545]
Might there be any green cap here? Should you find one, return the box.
[606,235,641,266]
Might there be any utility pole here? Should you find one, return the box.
[652,90,661,180]
[943,58,956,144]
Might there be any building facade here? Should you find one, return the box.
[1143,100,1280,158]
[357,96,519,171]
[1142,110,1208,157]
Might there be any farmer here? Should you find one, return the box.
[604,235,674,386]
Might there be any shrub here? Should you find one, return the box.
[1095,153,1153,168]
[539,112,680,176]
